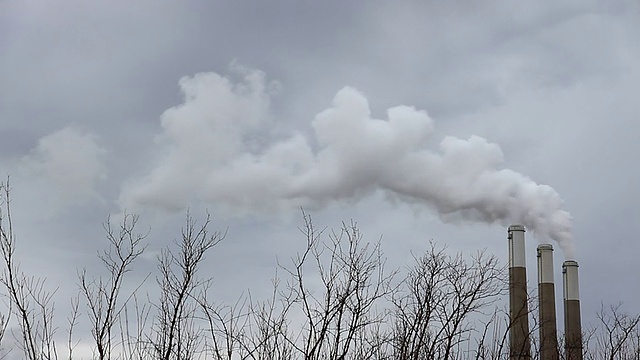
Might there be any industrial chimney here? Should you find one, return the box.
[537,244,559,360]
[508,225,531,359]
[563,261,583,360]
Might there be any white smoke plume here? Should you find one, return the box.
[120,67,574,258]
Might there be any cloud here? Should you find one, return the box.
[120,67,573,258]
[21,127,107,205]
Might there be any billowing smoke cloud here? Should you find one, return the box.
[120,67,574,258]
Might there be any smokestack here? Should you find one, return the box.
[563,261,583,360]
[508,225,531,359]
[537,244,559,360]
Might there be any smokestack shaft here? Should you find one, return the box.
[537,244,559,360]
[508,225,531,359]
[563,261,582,360]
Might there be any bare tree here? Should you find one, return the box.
[240,277,296,360]
[218,212,397,360]
[582,302,640,360]
[118,293,152,360]
[391,241,506,360]
[78,213,148,360]
[11,182,640,360]
[150,212,225,360]
[0,180,58,360]
[65,296,80,360]
[471,308,510,360]
[196,285,249,360]
[277,212,396,359]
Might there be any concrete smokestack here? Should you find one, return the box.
[563,261,583,360]
[537,244,559,360]
[508,225,531,359]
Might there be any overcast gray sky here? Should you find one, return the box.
[1,0,639,356]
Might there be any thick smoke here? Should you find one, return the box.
[120,68,574,258]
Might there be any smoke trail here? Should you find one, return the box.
[120,67,574,258]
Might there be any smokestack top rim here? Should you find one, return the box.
[563,260,579,268]
[508,224,526,232]
[537,244,554,251]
